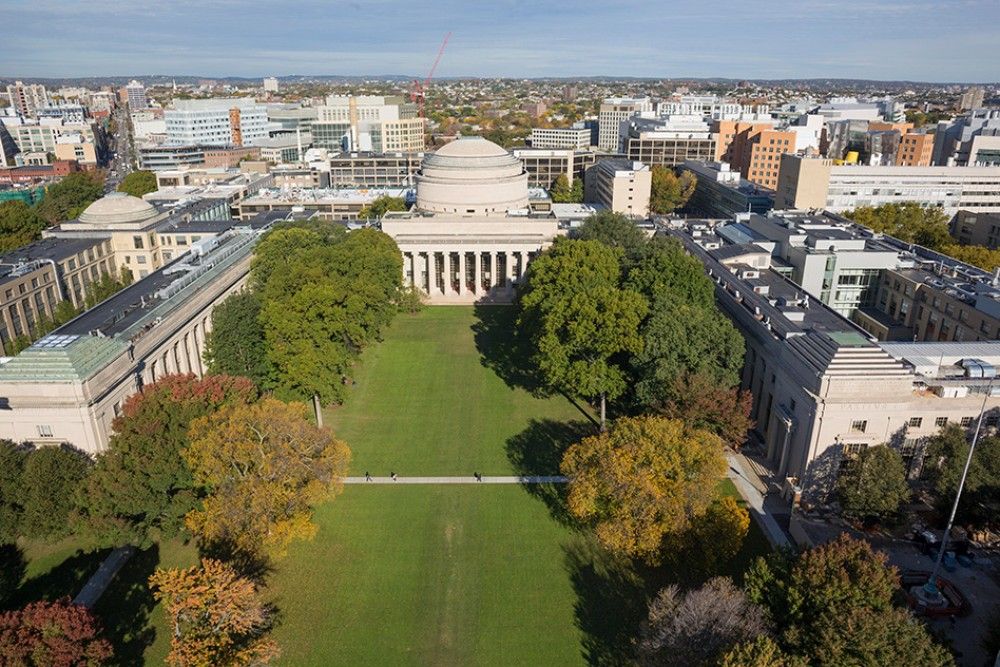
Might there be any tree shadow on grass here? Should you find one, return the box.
[5,547,111,610]
[472,304,545,395]
[93,544,161,666]
[506,418,593,526]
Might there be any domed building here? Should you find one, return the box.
[415,137,529,216]
[381,136,563,303]
[76,192,161,226]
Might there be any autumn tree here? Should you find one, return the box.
[150,559,278,667]
[518,238,647,428]
[117,170,158,198]
[844,202,952,251]
[637,577,769,666]
[561,415,727,562]
[665,495,750,577]
[649,165,696,214]
[203,291,274,390]
[184,398,351,557]
[719,637,806,667]
[0,598,113,666]
[836,445,910,521]
[75,374,258,548]
[19,445,91,539]
[656,372,753,449]
[941,243,1000,272]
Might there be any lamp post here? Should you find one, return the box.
[922,375,994,600]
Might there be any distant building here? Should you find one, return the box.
[312,96,424,153]
[522,101,547,118]
[37,105,87,125]
[951,210,1000,249]
[263,77,280,93]
[713,120,794,189]
[237,186,411,221]
[681,161,774,218]
[529,127,592,150]
[584,159,651,217]
[896,131,934,167]
[776,155,1000,215]
[622,116,716,167]
[5,81,48,118]
[960,86,985,111]
[327,151,423,188]
[259,132,311,164]
[165,99,268,147]
[598,97,653,151]
[125,80,147,110]
[138,145,206,171]
[932,110,1000,166]
[512,148,595,188]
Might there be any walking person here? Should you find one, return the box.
[391,471,397,482]
[474,471,482,482]
[365,471,372,482]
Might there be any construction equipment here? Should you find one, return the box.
[410,32,451,118]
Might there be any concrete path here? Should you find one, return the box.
[344,475,568,484]
[73,545,136,608]
[726,453,792,549]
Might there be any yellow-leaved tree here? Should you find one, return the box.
[560,415,727,563]
[183,398,351,558]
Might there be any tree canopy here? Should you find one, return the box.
[561,415,727,562]
[357,195,407,220]
[34,171,105,225]
[843,202,952,251]
[203,291,274,390]
[117,170,158,198]
[184,398,351,557]
[0,598,113,666]
[0,201,47,253]
[924,424,1000,527]
[649,166,696,215]
[18,445,91,540]
[75,374,258,548]
[549,174,583,203]
[836,445,910,521]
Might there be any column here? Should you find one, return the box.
[444,252,454,295]
[425,252,434,294]
[472,252,481,295]
[519,251,528,280]
[409,252,417,289]
[457,251,466,295]
[192,325,205,376]
[489,252,498,289]
[505,250,515,286]
[402,252,410,285]
[161,352,170,377]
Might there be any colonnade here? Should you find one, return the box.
[143,314,213,384]
[402,249,535,297]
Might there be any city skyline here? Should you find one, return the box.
[4,0,1000,82]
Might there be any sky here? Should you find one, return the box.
[3,0,999,82]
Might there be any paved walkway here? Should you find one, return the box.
[344,475,568,484]
[73,546,135,608]
[726,453,792,549]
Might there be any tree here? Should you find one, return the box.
[623,236,716,310]
[357,195,407,220]
[19,445,91,539]
[203,291,274,389]
[576,211,648,264]
[649,166,696,215]
[75,375,258,548]
[837,445,910,521]
[34,171,105,224]
[637,577,769,666]
[924,425,1000,527]
[518,238,647,427]
[0,440,27,543]
[83,268,133,309]
[843,203,952,251]
[941,244,1000,272]
[549,174,582,203]
[561,416,727,562]
[150,559,278,667]
[665,495,750,577]
[0,201,47,253]
[117,170,158,197]
[0,598,113,666]
[250,227,323,292]
[719,637,806,667]
[0,543,26,607]
[656,372,753,449]
[810,606,954,666]
[184,398,351,557]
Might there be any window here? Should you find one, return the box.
[935,417,948,428]
[137,256,147,264]
[908,417,922,428]
[36,424,53,437]
[850,420,868,433]
[133,235,144,249]
[961,416,975,428]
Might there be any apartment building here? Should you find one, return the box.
[622,116,716,168]
[263,77,279,93]
[597,97,653,151]
[584,159,651,217]
[512,148,595,187]
[529,127,592,150]
[951,210,1000,249]
[714,121,795,189]
[5,82,48,118]
[776,155,1000,215]
[960,87,985,111]
[125,80,147,110]
[897,132,934,167]
[681,161,775,218]
[165,99,268,147]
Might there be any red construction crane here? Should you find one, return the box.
[410,32,451,118]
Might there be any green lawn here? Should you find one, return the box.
[11,306,771,666]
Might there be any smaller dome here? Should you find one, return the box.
[434,136,508,158]
[78,192,159,225]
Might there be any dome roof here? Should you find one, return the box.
[434,136,508,158]
[78,193,159,225]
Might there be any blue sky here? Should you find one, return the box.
[3,0,998,81]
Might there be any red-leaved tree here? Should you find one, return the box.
[0,598,113,666]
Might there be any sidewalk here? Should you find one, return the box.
[343,475,568,484]
[726,452,792,549]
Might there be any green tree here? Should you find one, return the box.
[719,637,806,667]
[0,441,27,543]
[518,238,647,427]
[75,375,258,548]
[357,195,407,220]
[623,236,716,309]
[250,227,322,292]
[924,424,1000,527]
[576,210,649,264]
[810,606,954,666]
[34,171,105,224]
[843,203,952,251]
[204,291,274,389]
[836,445,910,520]
[649,166,696,214]
[941,243,1000,272]
[0,201,47,253]
[561,415,727,562]
[19,445,91,540]
[549,174,582,203]
[117,170,158,197]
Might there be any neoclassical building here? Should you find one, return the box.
[381,137,563,303]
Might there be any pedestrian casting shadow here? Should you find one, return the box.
[472,304,546,395]
[506,418,593,526]
[93,544,161,666]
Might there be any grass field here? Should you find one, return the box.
[12,306,771,665]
